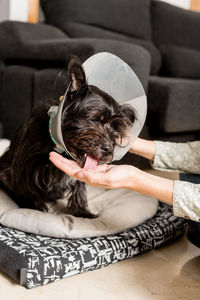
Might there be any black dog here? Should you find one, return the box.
[0,57,136,218]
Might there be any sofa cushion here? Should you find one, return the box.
[33,68,66,108]
[147,76,200,133]
[152,0,200,50]
[0,188,158,239]
[160,45,200,79]
[32,40,151,102]
[62,23,161,75]
[41,0,161,74]
[0,66,34,139]
[41,0,152,40]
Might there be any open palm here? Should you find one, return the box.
[49,152,137,189]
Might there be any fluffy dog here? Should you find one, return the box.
[0,57,136,218]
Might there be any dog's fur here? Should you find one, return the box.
[0,57,136,218]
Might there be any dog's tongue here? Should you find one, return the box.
[83,154,98,170]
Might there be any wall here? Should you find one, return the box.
[0,0,9,22]
[9,0,28,22]
[0,0,28,22]
[159,0,191,9]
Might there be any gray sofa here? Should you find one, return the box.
[0,21,150,141]
[0,0,200,145]
[41,0,200,142]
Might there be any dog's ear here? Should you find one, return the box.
[121,104,136,126]
[67,57,86,91]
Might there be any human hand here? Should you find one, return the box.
[49,151,174,204]
[49,151,139,189]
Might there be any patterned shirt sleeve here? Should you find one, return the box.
[152,140,200,222]
[152,140,200,174]
[173,181,200,222]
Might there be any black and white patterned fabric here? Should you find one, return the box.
[0,202,186,288]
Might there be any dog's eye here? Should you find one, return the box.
[91,116,101,123]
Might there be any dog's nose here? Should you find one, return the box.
[101,145,113,155]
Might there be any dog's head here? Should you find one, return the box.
[60,57,136,167]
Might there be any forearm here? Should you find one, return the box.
[129,138,155,161]
[127,167,174,205]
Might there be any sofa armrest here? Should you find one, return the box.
[0,21,94,62]
[152,0,200,50]
[0,20,67,46]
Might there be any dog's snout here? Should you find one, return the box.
[101,144,113,155]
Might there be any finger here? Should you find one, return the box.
[49,152,79,168]
[75,169,109,187]
[49,152,112,185]
[49,152,82,176]
[49,152,81,170]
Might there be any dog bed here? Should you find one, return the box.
[0,138,158,238]
[0,187,158,238]
[0,139,186,287]
[0,203,186,288]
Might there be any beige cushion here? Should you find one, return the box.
[0,139,158,238]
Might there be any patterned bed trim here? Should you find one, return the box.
[0,202,186,288]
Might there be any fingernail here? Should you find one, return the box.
[50,152,59,158]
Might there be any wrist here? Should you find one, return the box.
[129,138,156,161]
[124,166,143,190]
[129,138,143,154]
[126,168,174,205]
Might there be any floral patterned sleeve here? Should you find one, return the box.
[152,141,200,222]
